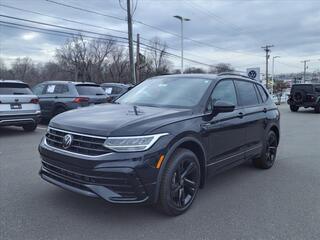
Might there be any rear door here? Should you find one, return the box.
[75,84,107,105]
[40,84,71,117]
[234,80,267,159]
[204,80,246,172]
[0,82,38,116]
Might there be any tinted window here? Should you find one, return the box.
[235,81,260,106]
[117,77,212,108]
[256,84,268,102]
[76,85,105,95]
[112,86,123,94]
[0,82,32,95]
[291,84,313,93]
[32,84,45,95]
[208,80,237,111]
[315,85,320,92]
[103,87,113,95]
[44,84,69,94]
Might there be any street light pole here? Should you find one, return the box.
[174,15,190,74]
[271,56,280,94]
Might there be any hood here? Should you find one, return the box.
[50,103,192,136]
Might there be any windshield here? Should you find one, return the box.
[75,85,105,96]
[116,77,212,108]
[0,82,33,95]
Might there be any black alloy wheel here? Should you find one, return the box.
[253,131,278,169]
[158,148,200,216]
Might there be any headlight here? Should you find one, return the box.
[103,133,169,152]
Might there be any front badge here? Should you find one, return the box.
[62,134,73,149]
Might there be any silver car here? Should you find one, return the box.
[0,80,41,131]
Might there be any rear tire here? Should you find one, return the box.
[158,148,201,216]
[290,105,299,112]
[53,107,66,117]
[22,123,37,132]
[315,105,320,113]
[253,131,278,169]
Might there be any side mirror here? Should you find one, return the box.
[212,100,235,114]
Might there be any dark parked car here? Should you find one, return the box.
[287,83,320,113]
[100,83,132,102]
[39,73,280,216]
[33,81,107,119]
[0,80,41,131]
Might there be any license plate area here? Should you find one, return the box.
[10,103,22,110]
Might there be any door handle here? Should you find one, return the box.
[54,96,58,99]
[238,112,244,118]
[263,108,267,113]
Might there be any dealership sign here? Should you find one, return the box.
[246,68,260,82]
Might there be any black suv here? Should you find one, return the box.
[287,83,320,113]
[39,74,280,216]
[33,81,107,119]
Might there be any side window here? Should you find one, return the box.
[32,84,45,95]
[44,84,68,94]
[256,84,268,102]
[53,84,69,94]
[104,87,113,95]
[112,87,123,94]
[44,84,56,94]
[207,80,237,111]
[235,81,260,106]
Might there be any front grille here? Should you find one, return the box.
[45,127,111,156]
[42,161,147,199]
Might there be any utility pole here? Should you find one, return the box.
[262,45,274,89]
[301,60,310,83]
[126,0,136,84]
[136,33,140,83]
[174,15,190,74]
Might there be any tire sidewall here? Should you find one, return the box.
[159,149,201,216]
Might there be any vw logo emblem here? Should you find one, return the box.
[248,70,257,79]
[62,134,73,149]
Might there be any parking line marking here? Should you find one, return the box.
[37,127,47,130]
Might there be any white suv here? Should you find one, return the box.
[0,80,41,131]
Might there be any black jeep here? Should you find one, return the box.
[287,84,320,113]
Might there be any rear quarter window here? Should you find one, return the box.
[235,80,260,106]
[0,82,32,95]
[256,84,268,102]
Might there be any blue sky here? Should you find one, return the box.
[1,0,320,73]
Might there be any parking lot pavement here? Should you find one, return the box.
[1,104,320,240]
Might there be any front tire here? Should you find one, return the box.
[158,148,201,216]
[290,105,299,112]
[253,131,278,169]
[22,123,37,132]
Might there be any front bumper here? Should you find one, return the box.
[0,112,41,126]
[38,137,167,204]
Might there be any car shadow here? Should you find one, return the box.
[0,126,42,137]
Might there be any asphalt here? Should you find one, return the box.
[1,104,320,240]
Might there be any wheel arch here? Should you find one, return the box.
[269,124,280,145]
[154,136,207,203]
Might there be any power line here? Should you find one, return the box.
[0,3,128,35]
[0,14,129,41]
[0,21,215,68]
[45,0,262,57]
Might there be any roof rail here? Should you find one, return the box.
[218,71,251,79]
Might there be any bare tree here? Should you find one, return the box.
[146,37,172,75]
[107,46,130,83]
[55,34,115,82]
[209,63,234,74]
